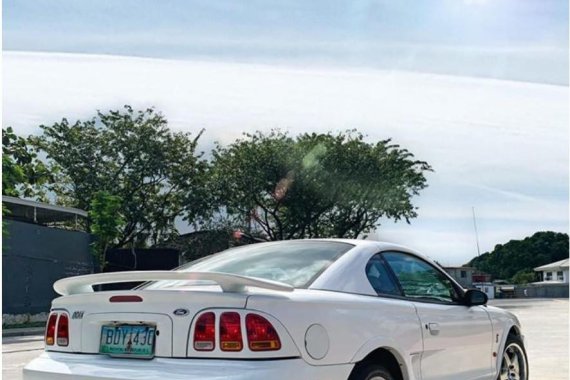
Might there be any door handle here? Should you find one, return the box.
[427,323,440,335]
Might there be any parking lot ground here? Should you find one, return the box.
[2,298,568,380]
[2,334,44,380]
[490,298,569,380]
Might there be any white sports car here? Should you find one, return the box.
[24,239,528,380]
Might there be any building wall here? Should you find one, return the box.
[444,268,474,288]
[473,283,495,300]
[539,269,570,283]
[2,220,94,316]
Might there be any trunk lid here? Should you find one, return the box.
[51,289,248,357]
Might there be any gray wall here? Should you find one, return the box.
[2,220,93,315]
[515,283,569,298]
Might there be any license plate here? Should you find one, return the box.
[100,324,156,358]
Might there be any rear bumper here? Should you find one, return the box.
[24,352,354,380]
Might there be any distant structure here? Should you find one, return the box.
[444,266,494,298]
[534,259,569,284]
[2,196,93,324]
[444,266,475,288]
[3,195,88,230]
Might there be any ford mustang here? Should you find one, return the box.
[24,239,528,380]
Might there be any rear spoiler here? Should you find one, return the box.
[54,271,294,296]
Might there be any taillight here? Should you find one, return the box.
[56,313,69,346]
[109,295,143,303]
[194,312,215,351]
[45,313,58,346]
[246,313,281,351]
[220,312,243,351]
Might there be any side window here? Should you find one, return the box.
[365,254,401,296]
[382,252,460,303]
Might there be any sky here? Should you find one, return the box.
[2,0,569,265]
[3,0,569,84]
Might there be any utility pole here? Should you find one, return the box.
[472,207,481,256]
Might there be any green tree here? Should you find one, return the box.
[468,231,569,280]
[511,270,537,285]
[32,106,210,247]
[89,191,125,271]
[210,130,432,240]
[2,127,52,200]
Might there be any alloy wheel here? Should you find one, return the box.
[499,342,528,380]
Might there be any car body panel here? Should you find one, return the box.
[309,241,418,295]
[413,302,493,380]
[49,290,250,357]
[486,305,525,378]
[24,352,354,380]
[246,289,423,369]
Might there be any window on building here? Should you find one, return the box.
[545,272,553,281]
[557,271,564,281]
[460,270,467,278]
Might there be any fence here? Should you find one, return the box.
[2,220,94,317]
[514,283,569,298]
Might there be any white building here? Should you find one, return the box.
[473,282,495,300]
[534,259,569,283]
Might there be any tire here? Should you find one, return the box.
[498,335,529,380]
[349,362,397,380]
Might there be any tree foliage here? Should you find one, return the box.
[2,126,53,200]
[89,191,125,270]
[32,106,209,247]
[468,231,569,281]
[210,130,432,240]
[511,270,537,285]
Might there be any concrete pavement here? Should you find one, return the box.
[489,298,569,380]
[2,334,44,380]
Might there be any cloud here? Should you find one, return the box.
[3,51,567,264]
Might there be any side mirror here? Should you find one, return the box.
[463,289,488,306]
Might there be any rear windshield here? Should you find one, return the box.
[145,240,353,289]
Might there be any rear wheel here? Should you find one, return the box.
[498,335,528,380]
[349,363,397,380]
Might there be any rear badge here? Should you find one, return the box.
[173,308,189,317]
[72,311,84,319]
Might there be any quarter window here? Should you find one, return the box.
[365,255,401,296]
[382,252,460,303]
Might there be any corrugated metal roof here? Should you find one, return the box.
[2,195,87,224]
[534,258,570,271]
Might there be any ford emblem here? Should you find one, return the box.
[173,308,189,316]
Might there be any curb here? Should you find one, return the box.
[2,327,45,338]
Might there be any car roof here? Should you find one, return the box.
[305,238,453,294]
[239,238,427,260]
[294,238,422,255]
